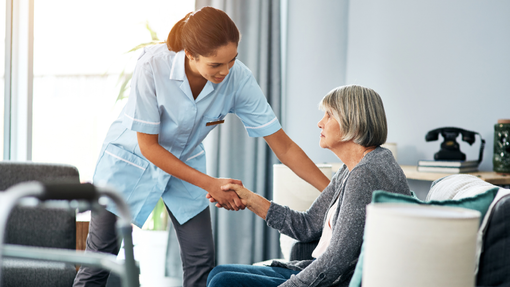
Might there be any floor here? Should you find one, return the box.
[77,210,182,286]
[118,227,182,287]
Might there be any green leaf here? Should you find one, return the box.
[114,20,161,103]
[145,21,160,41]
[115,73,132,102]
[125,41,161,54]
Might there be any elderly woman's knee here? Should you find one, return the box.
[207,270,239,287]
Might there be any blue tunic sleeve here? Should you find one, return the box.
[231,61,281,137]
[122,52,161,135]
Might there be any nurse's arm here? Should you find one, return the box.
[137,132,245,211]
[264,129,330,192]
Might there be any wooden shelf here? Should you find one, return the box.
[401,165,510,185]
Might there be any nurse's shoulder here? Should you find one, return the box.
[224,58,257,91]
[229,58,251,78]
[136,43,177,66]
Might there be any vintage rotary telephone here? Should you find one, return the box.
[425,127,485,163]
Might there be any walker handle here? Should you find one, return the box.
[38,182,98,201]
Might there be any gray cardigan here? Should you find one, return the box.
[266,147,411,287]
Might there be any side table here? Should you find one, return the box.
[401,165,510,186]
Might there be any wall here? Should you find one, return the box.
[345,0,510,170]
[284,0,510,194]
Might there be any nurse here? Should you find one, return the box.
[73,6,330,287]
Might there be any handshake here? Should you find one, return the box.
[205,178,251,211]
[205,177,270,220]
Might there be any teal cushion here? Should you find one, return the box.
[372,188,499,221]
[348,187,499,287]
[349,241,365,287]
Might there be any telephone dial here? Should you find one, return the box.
[425,127,485,162]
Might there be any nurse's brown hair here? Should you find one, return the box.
[167,6,240,58]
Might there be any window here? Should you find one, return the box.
[31,0,194,181]
[1,0,6,160]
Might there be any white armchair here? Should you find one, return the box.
[272,163,337,260]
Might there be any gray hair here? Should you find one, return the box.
[319,85,387,147]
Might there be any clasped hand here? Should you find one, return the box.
[206,178,246,211]
[207,179,252,211]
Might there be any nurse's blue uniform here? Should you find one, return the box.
[95,44,280,226]
[73,44,281,287]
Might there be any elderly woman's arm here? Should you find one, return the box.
[222,169,342,242]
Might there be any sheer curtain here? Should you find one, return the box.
[165,0,283,277]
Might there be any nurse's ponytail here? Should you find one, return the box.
[166,12,192,52]
[166,6,240,58]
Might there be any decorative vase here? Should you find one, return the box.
[142,198,169,231]
[493,119,510,174]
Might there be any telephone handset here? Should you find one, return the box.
[425,127,485,163]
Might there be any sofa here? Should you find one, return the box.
[476,187,510,286]
[285,172,510,286]
[427,174,510,287]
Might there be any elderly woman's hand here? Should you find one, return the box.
[205,178,246,210]
[208,183,270,219]
[220,183,253,207]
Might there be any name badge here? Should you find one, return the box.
[206,120,225,126]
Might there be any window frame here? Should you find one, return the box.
[3,0,34,160]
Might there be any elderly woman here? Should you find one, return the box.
[206,85,412,287]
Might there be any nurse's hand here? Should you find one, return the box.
[220,183,252,206]
[207,178,246,211]
[206,192,245,211]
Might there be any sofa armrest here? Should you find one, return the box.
[476,193,510,286]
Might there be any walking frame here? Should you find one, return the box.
[0,181,140,287]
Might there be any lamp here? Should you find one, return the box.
[363,203,480,287]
